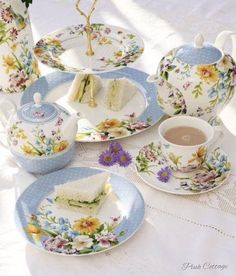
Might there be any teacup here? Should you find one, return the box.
[158,116,223,177]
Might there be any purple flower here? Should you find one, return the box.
[157,166,171,183]
[117,150,132,167]
[98,149,117,166]
[108,141,123,157]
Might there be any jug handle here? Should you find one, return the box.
[214,31,236,61]
[0,99,17,128]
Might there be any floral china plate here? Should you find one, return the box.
[135,141,231,195]
[21,67,163,142]
[15,167,145,256]
[33,24,144,74]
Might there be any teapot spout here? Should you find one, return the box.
[62,113,78,144]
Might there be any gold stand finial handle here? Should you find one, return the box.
[76,0,97,56]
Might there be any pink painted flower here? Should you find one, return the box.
[95,233,117,248]
[128,121,149,130]
[43,235,68,252]
[110,216,120,222]
[10,28,18,40]
[9,70,27,88]
[1,7,13,23]
[231,67,236,86]
[183,81,192,90]
[55,116,63,126]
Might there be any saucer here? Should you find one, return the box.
[135,140,231,195]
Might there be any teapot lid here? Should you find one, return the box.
[175,34,222,65]
[18,93,59,123]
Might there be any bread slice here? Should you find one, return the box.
[104,77,137,111]
[54,172,111,214]
[67,74,102,103]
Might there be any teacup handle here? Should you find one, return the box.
[0,99,16,149]
[208,126,224,152]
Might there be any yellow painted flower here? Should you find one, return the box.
[97,119,121,130]
[26,224,41,241]
[47,38,61,47]
[98,36,112,45]
[34,47,44,56]
[196,65,218,83]
[188,146,206,164]
[114,50,123,58]
[73,217,100,235]
[21,144,35,155]
[26,223,41,234]
[2,55,16,73]
[10,42,18,52]
[16,133,27,139]
[53,140,69,153]
[32,59,40,76]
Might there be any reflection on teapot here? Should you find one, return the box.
[148,31,236,125]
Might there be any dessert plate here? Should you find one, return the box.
[15,167,145,256]
[21,67,163,142]
[135,140,231,195]
[33,24,144,74]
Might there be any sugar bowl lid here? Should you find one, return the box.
[18,93,59,123]
[175,34,223,65]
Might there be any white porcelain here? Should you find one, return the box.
[0,93,78,157]
[135,140,231,195]
[0,0,40,93]
[158,116,223,175]
[148,31,236,124]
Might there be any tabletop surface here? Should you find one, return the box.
[1,0,236,275]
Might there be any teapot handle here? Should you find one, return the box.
[214,31,236,61]
[0,99,17,128]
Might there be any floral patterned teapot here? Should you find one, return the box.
[0,93,78,157]
[148,31,236,124]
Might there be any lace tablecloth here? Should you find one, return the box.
[1,0,236,275]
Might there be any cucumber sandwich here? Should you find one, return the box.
[54,172,111,214]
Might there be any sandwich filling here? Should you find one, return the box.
[53,172,111,212]
[54,183,110,210]
[78,75,90,102]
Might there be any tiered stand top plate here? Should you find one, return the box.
[34,24,144,74]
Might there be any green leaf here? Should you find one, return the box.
[79,248,94,254]
[164,71,169,80]
[192,83,203,98]
[21,0,33,8]
[167,65,176,71]
[119,230,126,236]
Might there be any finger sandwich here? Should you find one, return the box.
[54,172,111,214]
[67,74,102,103]
[104,78,137,111]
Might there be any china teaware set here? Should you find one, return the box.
[0,30,236,179]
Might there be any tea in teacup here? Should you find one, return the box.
[158,116,223,174]
[164,126,207,146]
